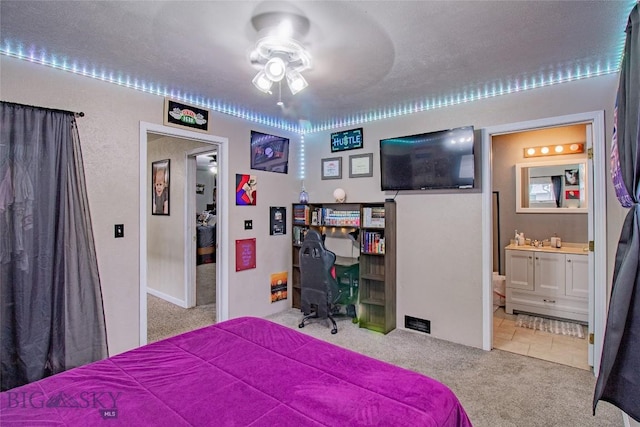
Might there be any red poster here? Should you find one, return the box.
[235,238,256,271]
[565,190,580,200]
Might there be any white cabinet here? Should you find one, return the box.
[505,247,588,322]
[566,254,589,299]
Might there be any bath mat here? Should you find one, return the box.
[515,314,585,339]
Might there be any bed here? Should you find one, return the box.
[0,317,472,426]
[196,223,216,265]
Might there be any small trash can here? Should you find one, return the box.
[492,272,506,307]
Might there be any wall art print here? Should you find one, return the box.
[152,159,170,215]
[236,174,257,205]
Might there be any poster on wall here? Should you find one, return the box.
[236,174,257,205]
[151,159,170,215]
[566,189,580,200]
[235,238,256,272]
[331,127,363,152]
[163,98,210,133]
[270,271,288,303]
[250,131,289,174]
[269,206,286,235]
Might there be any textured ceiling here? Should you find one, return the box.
[0,1,634,132]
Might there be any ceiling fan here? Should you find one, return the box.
[248,7,312,99]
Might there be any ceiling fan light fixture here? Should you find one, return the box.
[286,69,308,94]
[264,57,286,82]
[252,70,273,93]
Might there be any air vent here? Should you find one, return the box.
[405,315,431,334]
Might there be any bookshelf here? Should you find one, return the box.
[358,201,396,333]
[291,201,396,333]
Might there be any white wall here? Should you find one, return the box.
[0,56,299,355]
[1,54,627,353]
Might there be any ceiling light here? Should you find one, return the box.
[252,70,273,93]
[285,69,308,95]
[249,20,311,98]
[264,57,286,82]
[541,146,550,154]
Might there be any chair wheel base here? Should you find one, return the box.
[331,328,338,334]
[298,323,305,328]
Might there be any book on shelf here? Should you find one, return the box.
[363,206,385,228]
[361,231,385,254]
[292,226,307,245]
[293,205,310,225]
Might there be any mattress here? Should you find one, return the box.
[0,316,472,426]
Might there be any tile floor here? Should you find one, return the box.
[493,307,590,371]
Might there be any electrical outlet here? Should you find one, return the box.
[114,224,124,238]
[244,220,253,230]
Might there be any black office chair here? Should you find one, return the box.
[298,229,342,334]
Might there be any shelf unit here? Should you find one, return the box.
[291,201,396,333]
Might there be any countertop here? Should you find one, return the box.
[505,243,589,255]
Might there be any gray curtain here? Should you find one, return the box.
[593,4,640,422]
[0,102,108,391]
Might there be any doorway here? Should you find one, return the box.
[139,122,229,346]
[481,111,607,374]
[491,124,590,369]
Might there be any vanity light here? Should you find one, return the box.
[523,143,585,158]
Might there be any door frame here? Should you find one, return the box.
[139,122,229,346]
[185,147,219,308]
[481,110,606,374]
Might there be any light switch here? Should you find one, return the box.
[114,224,124,238]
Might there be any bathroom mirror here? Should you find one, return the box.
[515,159,587,213]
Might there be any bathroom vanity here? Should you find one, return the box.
[505,243,589,322]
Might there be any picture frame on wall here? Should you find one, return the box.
[331,127,363,153]
[151,159,170,215]
[163,98,210,133]
[349,153,373,178]
[321,157,342,180]
[250,130,290,174]
[269,206,286,235]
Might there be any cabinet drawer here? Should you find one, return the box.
[508,289,587,322]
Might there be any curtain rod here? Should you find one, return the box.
[1,101,84,118]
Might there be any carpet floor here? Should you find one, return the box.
[265,309,622,427]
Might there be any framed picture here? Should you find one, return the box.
[321,157,342,180]
[270,271,288,303]
[235,238,256,272]
[250,130,290,174]
[331,127,363,152]
[236,174,257,206]
[565,168,579,185]
[269,206,286,235]
[566,189,580,200]
[163,98,210,133]
[349,153,373,178]
[151,159,170,215]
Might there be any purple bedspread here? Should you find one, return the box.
[1,317,472,426]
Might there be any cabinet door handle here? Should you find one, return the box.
[543,299,556,303]
[567,259,572,263]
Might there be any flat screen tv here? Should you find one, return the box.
[380,125,475,191]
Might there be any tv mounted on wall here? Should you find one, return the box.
[380,125,476,191]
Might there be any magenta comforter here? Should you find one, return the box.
[1,317,472,426]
